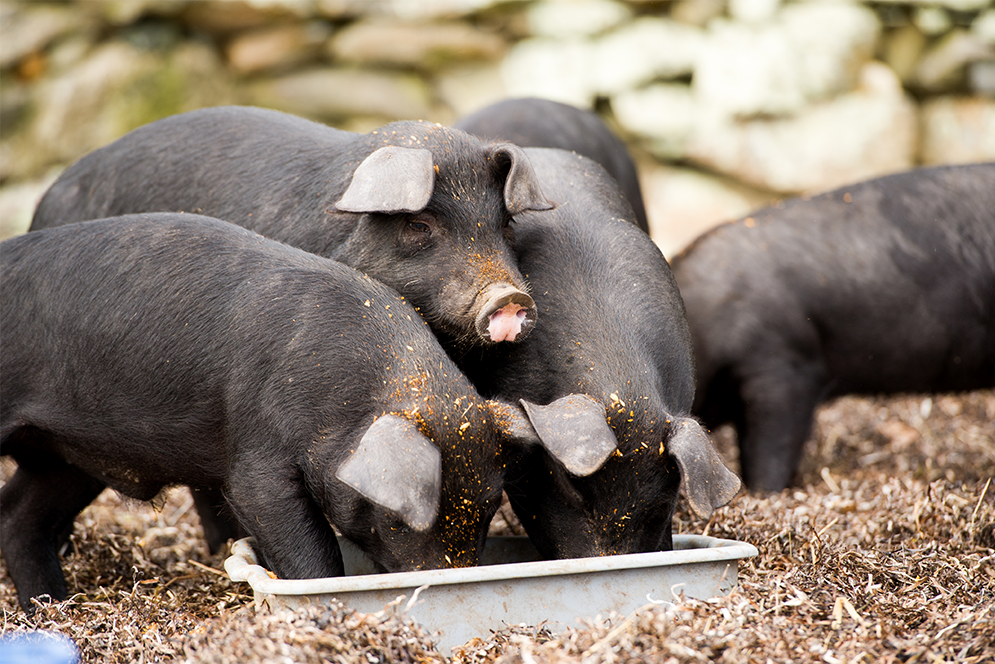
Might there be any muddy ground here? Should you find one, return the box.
[2,389,993,663]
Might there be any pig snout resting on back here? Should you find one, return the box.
[671,163,995,493]
[455,97,650,234]
[457,149,741,560]
[30,105,553,347]
[0,213,585,612]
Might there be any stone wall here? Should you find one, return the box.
[1,0,993,255]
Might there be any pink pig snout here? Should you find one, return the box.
[475,284,536,343]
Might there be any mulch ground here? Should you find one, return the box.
[2,389,993,663]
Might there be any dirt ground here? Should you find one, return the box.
[1,389,993,663]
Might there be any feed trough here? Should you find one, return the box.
[225,534,757,653]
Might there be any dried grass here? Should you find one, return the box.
[2,389,993,663]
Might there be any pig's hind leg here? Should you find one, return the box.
[226,466,345,580]
[0,460,105,611]
[736,359,826,493]
[190,486,248,554]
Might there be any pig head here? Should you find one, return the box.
[29,106,554,347]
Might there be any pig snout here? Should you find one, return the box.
[475,284,536,343]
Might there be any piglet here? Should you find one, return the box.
[0,213,605,611]
[30,105,553,348]
[671,163,995,492]
[457,149,741,559]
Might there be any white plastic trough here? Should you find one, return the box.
[225,534,757,654]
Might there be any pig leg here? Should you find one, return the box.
[736,362,825,493]
[225,466,344,580]
[190,487,247,554]
[0,463,105,611]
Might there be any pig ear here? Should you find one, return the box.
[335,414,441,531]
[665,418,742,520]
[335,146,435,214]
[489,144,555,215]
[517,395,618,476]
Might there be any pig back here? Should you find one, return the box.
[1,214,443,486]
[672,162,995,396]
[30,106,358,245]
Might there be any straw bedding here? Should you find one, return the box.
[2,389,992,663]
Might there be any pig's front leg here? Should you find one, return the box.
[225,463,344,580]
[0,462,106,611]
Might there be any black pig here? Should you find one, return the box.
[457,149,741,559]
[30,105,553,347]
[0,213,610,611]
[455,97,649,233]
[671,163,995,492]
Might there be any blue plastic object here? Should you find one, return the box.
[0,631,79,664]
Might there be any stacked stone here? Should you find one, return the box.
[1,0,992,253]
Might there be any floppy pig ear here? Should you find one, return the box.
[517,394,617,476]
[666,418,742,520]
[489,144,555,215]
[335,414,441,530]
[335,146,435,214]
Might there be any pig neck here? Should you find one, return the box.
[381,364,503,567]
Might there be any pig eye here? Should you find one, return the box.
[406,215,433,234]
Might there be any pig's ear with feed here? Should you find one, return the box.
[335,146,435,214]
[489,144,555,215]
[499,394,617,476]
[666,418,742,520]
[335,414,441,530]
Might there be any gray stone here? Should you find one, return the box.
[685,62,918,194]
[95,1,185,26]
[694,18,804,117]
[500,37,597,106]
[780,2,881,101]
[179,0,307,35]
[872,0,990,11]
[883,24,929,85]
[387,0,508,20]
[0,3,95,70]
[226,21,331,75]
[501,17,704,105]
[974,9,995,45]
[640,162,774,260]
[316,0,381,18]
[435,63,508,120]
[913,6,953,36]
[1,40,234,181]
[0,171,59,241]
[47,34,100,76]
[329,20,506,69]
[670,0,725,27]
[694,3,880,118]
[0,73,30,135]
[249,67,434,122]
[611,83,698,159]
[920,96,995,165]
[916,29,994,91]
[969,59,995,96]
[592,18,704,94]
[526,0,631,38]
[729,0,781,25]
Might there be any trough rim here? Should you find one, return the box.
[224,534,759,596]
